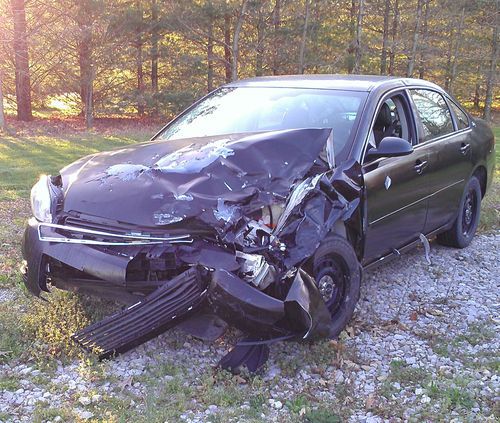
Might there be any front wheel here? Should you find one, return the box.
[437,176,482,248]
[312,235,361,339]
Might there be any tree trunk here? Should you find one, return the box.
[444,22,454,91]
[483,0,499,122]
[84,74,93,129]
[418,0,430,79]
[207,2,214,91]
[224,12,231,83]
[136,1,145,115]
[298,0,310,74]
[11,0,32,121]
[380,0,390,75]
[353,0,364,74]
[272,0,281,75]
[151,0,159,93]
[0,70,5,131]
[389,0,399,75]
[77,0,93,129]
[347,0,356,73]
[231,0,249,81]
[407,0,423,77]
[473,64,482,110]
[448,6,465,94]
[255,2,264,76]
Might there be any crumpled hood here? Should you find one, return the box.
[60,128,333,227]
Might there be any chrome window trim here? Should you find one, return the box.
[412,127,473,151]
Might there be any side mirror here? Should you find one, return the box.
[365,136,413,160]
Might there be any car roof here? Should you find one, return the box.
[228,74,442,92]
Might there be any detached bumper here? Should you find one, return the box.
[22,218,46,297]
[22,218,140,298]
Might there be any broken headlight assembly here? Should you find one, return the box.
[30,175,53,222]
[30,175,62,223]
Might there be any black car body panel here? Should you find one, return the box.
[21,75,495,371]
[59,129,331,227]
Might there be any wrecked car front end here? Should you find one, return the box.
[22,128,363,371]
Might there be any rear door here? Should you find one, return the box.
[362,91,429,263]
[408,89,475,233]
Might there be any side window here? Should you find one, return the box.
[449,100,469,130]
[410,89,454,142]
[364,93,413,163]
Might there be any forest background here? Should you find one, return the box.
[0,0,498,130]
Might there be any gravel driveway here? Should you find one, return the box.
[1,231,498,422]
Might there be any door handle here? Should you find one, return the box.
[460,143,471,155]
[414,160,428,174]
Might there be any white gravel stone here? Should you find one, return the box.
[78,396,91,406]
[0,233,498,422]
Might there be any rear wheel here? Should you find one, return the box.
[312,235,361,339]
[437,176,482,248]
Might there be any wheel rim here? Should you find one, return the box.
[314,255,349,316]
[462,188,477,237]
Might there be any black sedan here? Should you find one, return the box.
[22,75,495,371]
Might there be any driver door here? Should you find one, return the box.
[362,92,429,264]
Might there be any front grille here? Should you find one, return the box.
[72,267,207,359]
[38,222,192,246]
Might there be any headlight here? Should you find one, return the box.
[260,204,285,229]
[30,175,53,222]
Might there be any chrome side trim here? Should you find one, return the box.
[369,179,464,225]
[38,222,193,245]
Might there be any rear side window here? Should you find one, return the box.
[410,89,454,142]
[449,100,469,130]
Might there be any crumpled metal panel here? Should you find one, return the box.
[59,129,332,228]
[26,127,365,373]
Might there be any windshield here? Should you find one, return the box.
[157,87,367,160]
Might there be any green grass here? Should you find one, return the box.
[0,374,20,391]
[426,377,476,413]
[479,126,499,232]
[0,300,31,364]
[0,132,150,199]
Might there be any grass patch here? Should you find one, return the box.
[0,412,12,421]
[303,406,342,423]
[479,126,499,232]
[426,378,475,412]
[456,321,496,346]
[430,320,496,357]
[0,300,31,364]
[480,177,499,232]
[21,290,115,362]
[387,359,429,385]
[0,374,20,391]
[286,394,310,414]
[32,405,72,423]
[201,370,246,407]
[0,132,149,199]
[379,359,430,401]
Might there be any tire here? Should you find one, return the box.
[312,235,361,339]
[436,176,482,249]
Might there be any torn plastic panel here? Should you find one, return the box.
[271,159,363,269]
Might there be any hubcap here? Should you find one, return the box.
[314,255,349,316]
[462,190,476,236]
[318,274,335,302]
